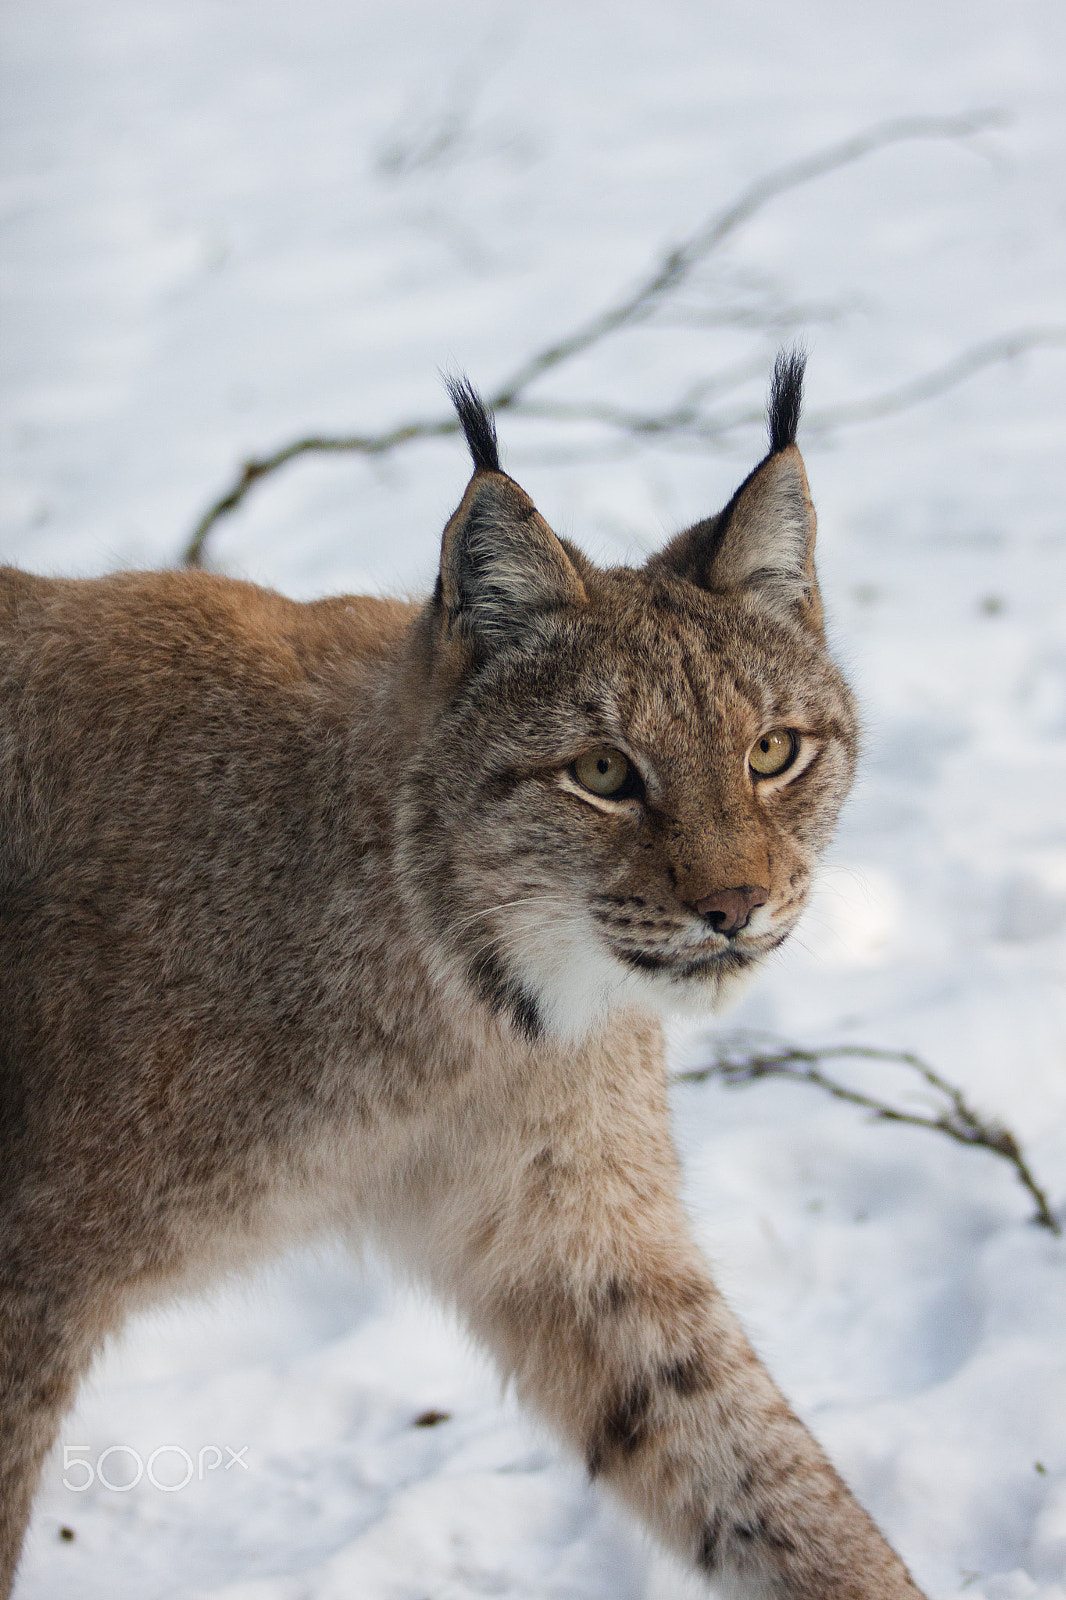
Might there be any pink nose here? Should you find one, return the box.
[694,885,768,936]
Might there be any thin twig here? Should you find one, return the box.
[660,294,862,331]
[675,1038,1060,1234]
[487,110,1006,405]
[511,326,1066,445]
[803,327,1066,431]
[181,109,1009,567]
[182,419,461,569]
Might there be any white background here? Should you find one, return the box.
[3,3,1065,1596]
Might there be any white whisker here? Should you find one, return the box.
[450,895,565,936]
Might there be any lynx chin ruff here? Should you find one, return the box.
[0,355,925,1598]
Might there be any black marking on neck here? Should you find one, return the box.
[699,1512,722,1571]
[615,949,672,972]
[470,948,541,1042]
[444,374,501,473]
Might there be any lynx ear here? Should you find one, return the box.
[438,378,586,646]
[652,352,823,631]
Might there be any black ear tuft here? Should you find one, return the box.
[768,348,806,455]
[444,374,501,474]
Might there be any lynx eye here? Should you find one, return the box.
[572,746,638,799]
[749,729,798,778]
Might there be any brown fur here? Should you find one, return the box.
[0,378,925,1596]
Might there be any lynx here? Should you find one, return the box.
[0,355,925,1598]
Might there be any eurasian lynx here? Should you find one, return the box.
[0,356,925,1597]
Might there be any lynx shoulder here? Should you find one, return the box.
[0,356,925,1597]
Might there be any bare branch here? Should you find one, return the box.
[181,109,1010,567]
[507,357,763,436]
[488,110,1006,405]
[510,326,1066,449]
[660,294,862,331]
[675,1037,1060,1234]
[183,418,461,569]
[804,327,1066,431]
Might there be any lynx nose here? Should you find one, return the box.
[694,885,768,936]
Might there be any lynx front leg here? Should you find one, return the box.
[599,1280,920,1596]
[413,1059,926,1598]
[483,1256,922,1598]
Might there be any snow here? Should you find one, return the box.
[2,1,1065,1596]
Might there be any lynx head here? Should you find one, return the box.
[396,355,857,1044]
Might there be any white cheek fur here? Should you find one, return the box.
[497,901,758,1042]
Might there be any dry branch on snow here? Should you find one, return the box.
[182,110,1066,567]
[676,1037,1061,1234]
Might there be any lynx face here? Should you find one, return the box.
[397,366,858,1042]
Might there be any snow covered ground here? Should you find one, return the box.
[3,2,1065,1596]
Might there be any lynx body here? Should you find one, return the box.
[0,363,924,1596]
